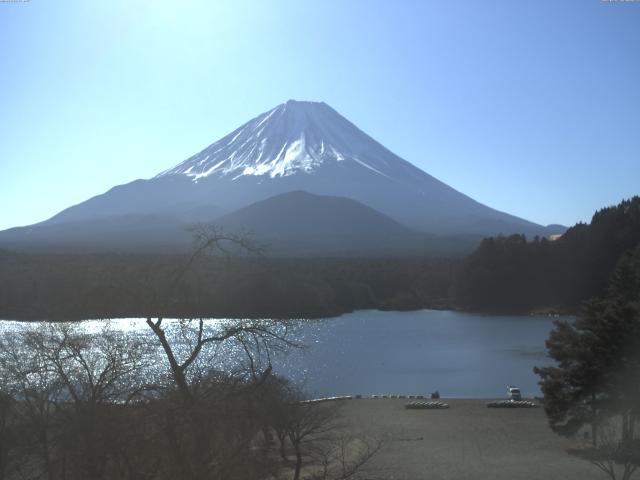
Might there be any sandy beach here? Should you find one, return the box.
[338,398,605,480]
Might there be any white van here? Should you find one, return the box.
[507,386,522,401]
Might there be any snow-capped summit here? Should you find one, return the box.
[157,100,399,181]
[5,100,563,250]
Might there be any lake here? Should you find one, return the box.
[0,309,564,399]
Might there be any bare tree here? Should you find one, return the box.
[270,385,383,480]
[0,391,17,480]
[569,417,640,480]
[0,327,67,480]
[309,432,383,480]
[0,323,151,480]
[141,225,306,480]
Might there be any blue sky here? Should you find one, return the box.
[1,0,638,230]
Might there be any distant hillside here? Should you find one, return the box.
[0,213,204,253]
[215,191,430,256]
[0,191,482,256]
[454,196,640,313]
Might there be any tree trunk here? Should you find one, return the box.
[293,442,302,480]
[146,319,191,402]
[591,392,598,447]
[0,441,6,480]
[279,435,287,461]
[40,427,56,480]
[164,409,193,480]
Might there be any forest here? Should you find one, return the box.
[0,197,638,320]
[0,251,456,321]
[455,196,640,313]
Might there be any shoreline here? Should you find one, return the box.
[304,395,543,401]
[0,305,575,323]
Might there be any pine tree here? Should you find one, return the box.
[535,246,640,479]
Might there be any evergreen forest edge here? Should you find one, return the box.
[1,196,638,321]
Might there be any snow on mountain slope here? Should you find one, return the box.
[156,100,399,181]
[16,99,562,241]
[147,99,551,236]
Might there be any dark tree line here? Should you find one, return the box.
[1,197,638,321]
[0,252,457,321]
[455,197,640,313]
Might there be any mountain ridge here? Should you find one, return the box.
[0,100,564,254]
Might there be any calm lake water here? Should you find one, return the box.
[0,309,564,399]
[279,309,562,398]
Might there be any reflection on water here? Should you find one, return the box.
[0,310,566,398]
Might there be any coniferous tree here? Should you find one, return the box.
[535,246,640,479]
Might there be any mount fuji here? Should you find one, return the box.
[0,100,562,255]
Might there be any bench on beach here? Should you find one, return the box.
[405,401,450,410]
[486,400,538,408]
